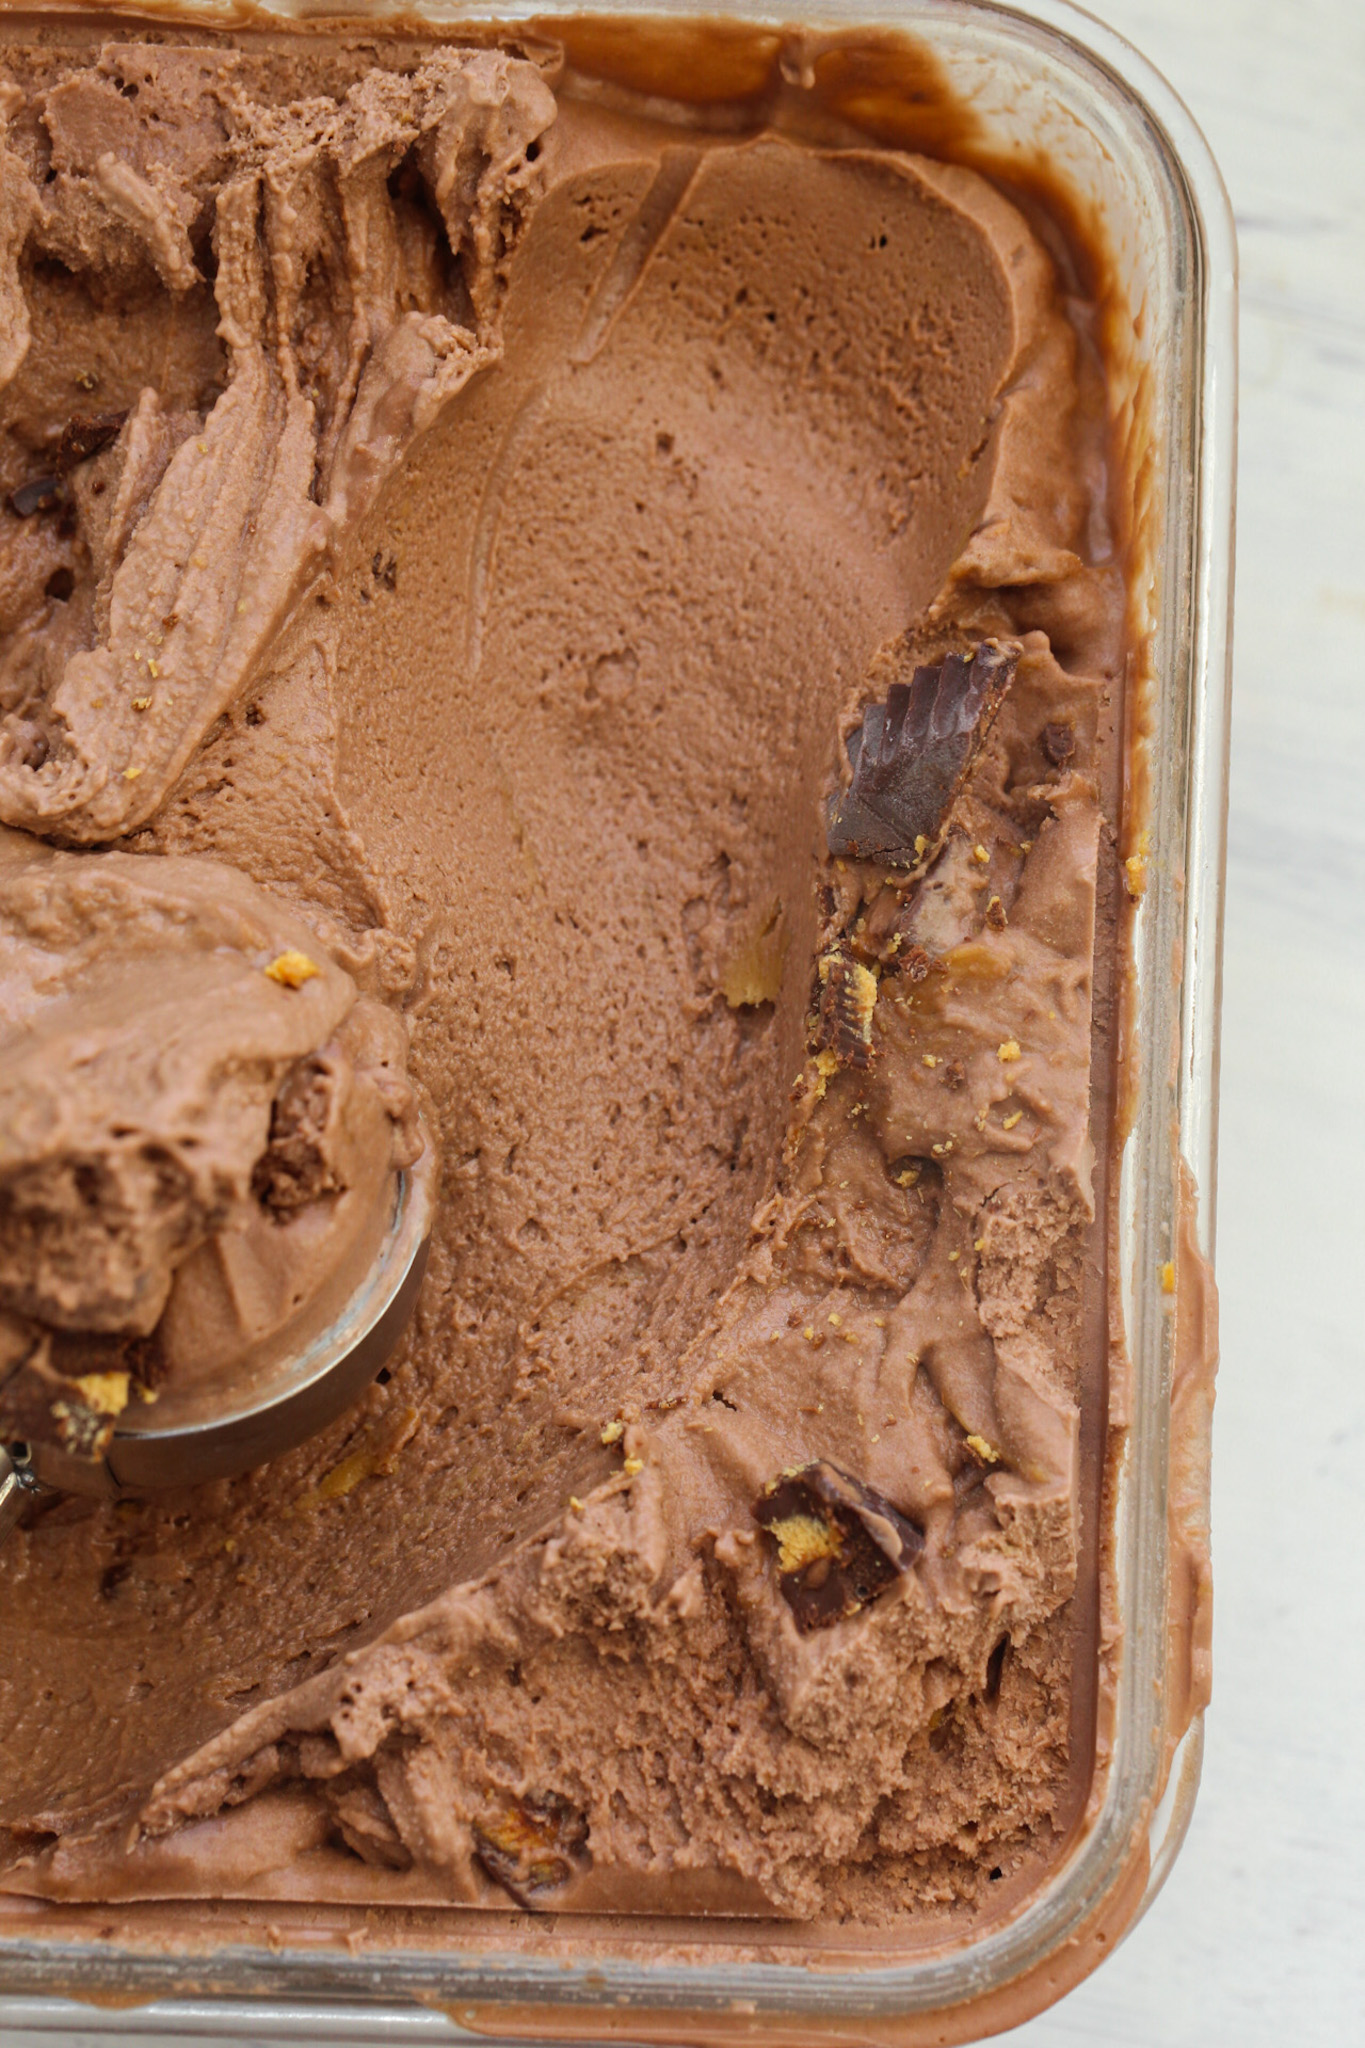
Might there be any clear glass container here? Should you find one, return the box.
[0,0,1234,2037]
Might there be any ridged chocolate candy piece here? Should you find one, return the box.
[754,1460,924,1632]
[812,947,877,1069]
[827,641,1019,867]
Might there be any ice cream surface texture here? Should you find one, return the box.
[0,23,1126,1928]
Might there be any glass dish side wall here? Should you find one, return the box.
[0,1,1233,2038]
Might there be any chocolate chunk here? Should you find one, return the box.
[827,642,1019,867]
[887,940,931,982]
[55,410,127,472]
[473,1792,590,1908]
[1040,720,1075,766]
[811,948,877,1069]
[9,476,65,519]
[251,1054,345,1213]
[754,1460,924,1631]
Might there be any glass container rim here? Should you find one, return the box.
[0,0,1235,2031]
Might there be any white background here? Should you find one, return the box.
[4,1,1363,2042]
[1005,0,1365,2041]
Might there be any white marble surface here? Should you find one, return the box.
[1005,0,1365,2041]
[5,3,1363,2043]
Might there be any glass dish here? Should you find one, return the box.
[0,0,1234,2037]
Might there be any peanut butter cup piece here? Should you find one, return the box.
[827,641,1019,866]
[474,1791,591,1908]
[812,948,877,1069]
[0,1331,130,1461]
[754,1460,924,1631]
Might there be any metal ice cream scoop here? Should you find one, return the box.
[0,1122,436,1535]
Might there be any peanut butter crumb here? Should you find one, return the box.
[972,843,990,864]
[1002,1110,1024,1130]
[122,765,142,781]
[768,1512,841,1574]
[965,1434,1001,1464]
[73,1371,130,1417]
[623,1455,644,1478]
[290,1409,418,1514]
[131,696,152,712]
[997,1039,1021,1062]
[922,1053,939,1068]
[1161,1260,1176,1294]
[264,950,321,989]
[600,1421,624,1446]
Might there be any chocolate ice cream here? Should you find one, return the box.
[0,20,1126,1932]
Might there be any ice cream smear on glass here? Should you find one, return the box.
[0,23,1128,1929]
